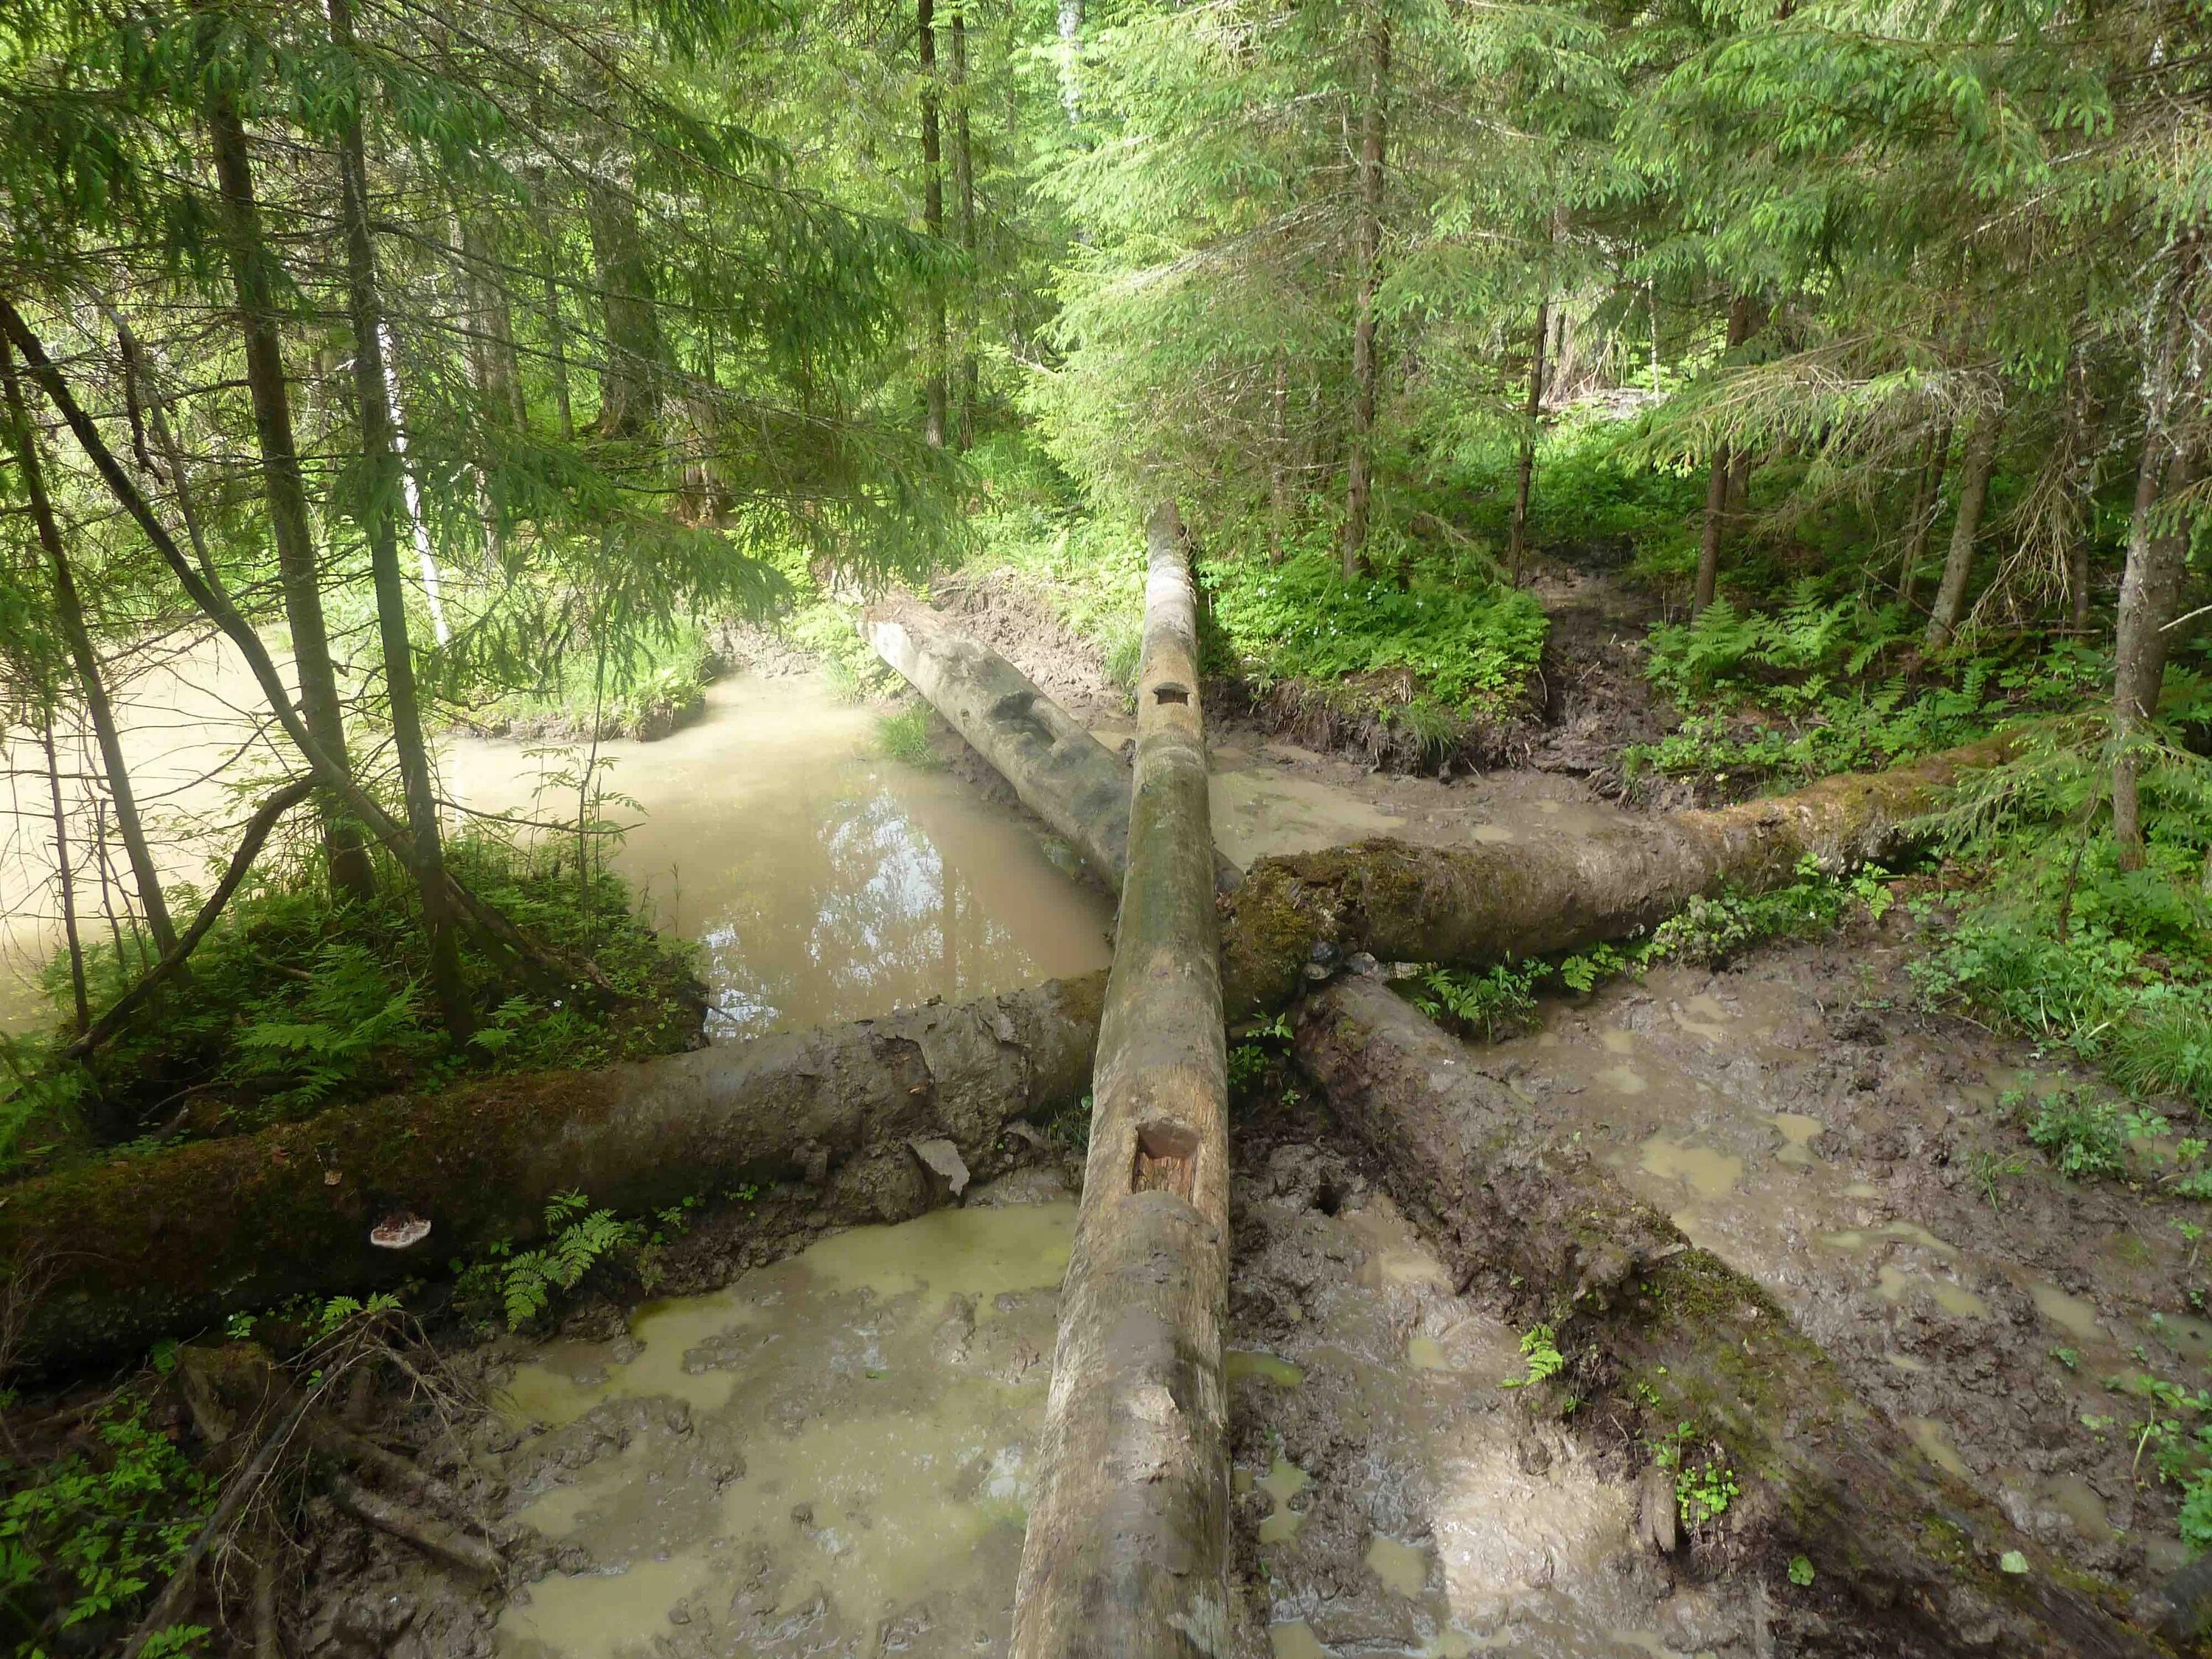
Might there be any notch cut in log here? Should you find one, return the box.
[1295,972,2160,1659]
[0,973,1104,1372]
[1012,502,1233,1659]
[863,600,1242,894]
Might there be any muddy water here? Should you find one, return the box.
[494,1180,1075,1658]
[443,673,1113,1038]
[0,647,1112,1039]
[1200,737,1633,867]
[1231,1144,1759,1657]
[0,633,300,1030]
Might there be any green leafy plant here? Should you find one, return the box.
[0,1399,210,1645]
[1676,1460,1741,1526]
[455,1191,641,1331]
[1499,1323,1565,1390]
[1416,962,1543,1041]
[2014,1087,2129,1181]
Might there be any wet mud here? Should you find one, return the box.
[1468,927,2211,1618]
[1223,1118,1767,1658]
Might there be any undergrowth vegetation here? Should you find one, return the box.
[1625,587,2107,799]
[958,437,1550,741]
[0,829,703,1180]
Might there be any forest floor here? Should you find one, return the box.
[14,555,2207,1657]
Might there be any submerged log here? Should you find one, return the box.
[1294,972,2157,1659]
[865,603,1135,887]
[1221,734,2012,1016]
[0,974,1105,1371]
[1013,504,1234,1658]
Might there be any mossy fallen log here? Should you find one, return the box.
[1012,504,1235,1658]
[3,738,2010,1374]
[0,974,1105,1372]
[1293,971,2161,1659]
[1220,734,2013,1017]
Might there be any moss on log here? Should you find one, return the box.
[1293,971,2163,1659]
[0,974,1105,1372]
[1220,735,2014,1017]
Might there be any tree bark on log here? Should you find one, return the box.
[864,602,1242,894]
[1218,733,2013,1018]
[1012,503,1234,1659]
[1293,972,2159,1659]
[0,975,1104,1372]
[864,605,1136,886]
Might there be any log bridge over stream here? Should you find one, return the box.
[0,504,2193,1655]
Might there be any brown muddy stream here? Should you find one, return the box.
[440,672,1114,1039]
[0,658,1115,1037]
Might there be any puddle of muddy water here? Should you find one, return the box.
[495,1191,1076,1659]
[447,674,1115,1038]
[1235,1166,1758,1659]
[4,658,1114,1039]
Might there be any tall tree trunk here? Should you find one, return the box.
[2114,435,2199,870]
[1897,422,1950,612]
[542,268,575,441]
[1507,295,1548,578]
[919,0,948,451]
[584,170,664,442]
[1012,503,1231,1658]
[375,323,451,645]
[457,215,525,430]
[1,338,178,958]
[206,93,376,902]
[950,1,978,451]
[532,187,578,442]
[1269,352,1290,560]
[330,0,471,1037]
[1924,409,2003,651]
[40,712,89,1034]
[1340,10,1388,580]
[1691,294,1756,616]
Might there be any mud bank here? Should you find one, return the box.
[1454,923,2212,1625]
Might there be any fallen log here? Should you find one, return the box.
[0,973,1104,1372]
[3,738,2015,1370]
[1220,734,2013,1017]
[864,603,1136,887]
[1293,971,2158,1659]
[1013,503,1234,1659]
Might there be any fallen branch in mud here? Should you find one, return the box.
[1293,971,2158,1659]
[1013,504,1234,1658]
[119,1391,313,1659]
[66,778,316,1060]
[1220,734,2014,1016]
[0,974,1104,1371]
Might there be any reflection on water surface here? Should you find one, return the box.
[443,672,1115,1039]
